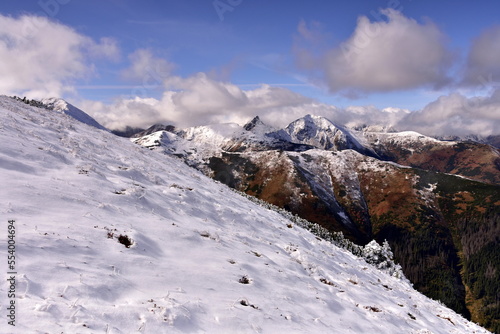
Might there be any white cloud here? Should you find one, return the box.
[339,105,409,130]
[461,25,500,88]
[83,68,414,134]
[333,92,500,137]
[80,97,163,131]
[84,72,316,130]
[0,14,118,98]
[295,9,453,95]
[165,73,248,116]
[397,89,500,136]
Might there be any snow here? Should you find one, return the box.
[265,114,378,155]
[41,97,108,131]
[178,122,281,153]
[0,96,491,333]
[280,114,346,150]
[181,123,244,145]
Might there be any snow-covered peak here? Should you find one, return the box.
[41,97,108,131]
[286,114,341,139]
[274,114,341,150]
[277,114,372,152]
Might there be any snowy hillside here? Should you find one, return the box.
[41,97,108,131]
[0,96,490,333]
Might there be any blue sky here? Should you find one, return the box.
[0,0,499,135]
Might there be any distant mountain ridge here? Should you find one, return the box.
[132,114,500,184]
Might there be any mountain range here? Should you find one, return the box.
[1,95,497,333]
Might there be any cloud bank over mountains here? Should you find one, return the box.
[0,11,499,137]
[84,86,500,138]
[401,90,500,137]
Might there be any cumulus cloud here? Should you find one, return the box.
[461,25,500,88]
[324,92,500,137]
[295,9,453,95]
[0,14,118,98]
[84,68,414,134]
[338,105,409,130]
[85,72,315,130]
[397,89,500,136]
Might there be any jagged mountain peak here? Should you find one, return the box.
[243,115,263,131]
[242,116,277,138]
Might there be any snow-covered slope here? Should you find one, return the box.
[0,96,490,333]
[41,97,108,131]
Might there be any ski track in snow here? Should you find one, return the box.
[0,96,491,333]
